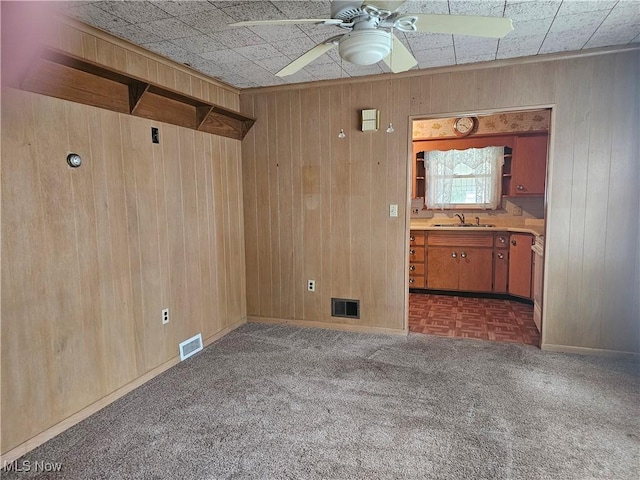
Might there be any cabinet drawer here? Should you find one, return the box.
[409,263,425,275]
[427,232,493,247]
[409,246,425,262]
[409,231,425,246]
[494,233,509,249]
[409,276,425,288]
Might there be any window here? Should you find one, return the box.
[425,146,504,210]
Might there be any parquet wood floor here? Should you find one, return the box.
[409,293,540,347]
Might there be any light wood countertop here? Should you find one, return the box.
[410,220,544,237]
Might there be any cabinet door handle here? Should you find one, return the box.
[516,185,525,191]
[499,237,506,244]
[409,265,415,271]
[409,249,415,255]
[498,253,504,259]
[409,235,415,241]
[511,239,517,246]
[460,251,467,258]
[451,252,457,258]
[409,278,415,284]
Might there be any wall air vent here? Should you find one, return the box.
[179,333,203,361]
[331,298,360,319]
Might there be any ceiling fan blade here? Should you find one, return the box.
[229,18,343,27]
[413,14,513,38]
[383,34,417,73]
[276,43,337,77]
[364,1,407,12]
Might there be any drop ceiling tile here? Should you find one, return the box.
[233,43,285,62]
[600,2,640,26]
[108,23,164,44]
[449,0,505,17]
[503,1,562,20]
[548,11,609,33]
[249,24,308,42]
[223,61,271,78]
[497,34,546,58]
[208,1,253,9]
[219,1,286,22]
[281,70,316,84]
[585,23,640,48]
[342,63,385,77]
[62,3,131,30]
[399,1,450,15]
[454,37,499,50]
[210,27,265,48]
[407,33,454,51]
[507,17,554,38]
[273,0,331,19]
[93,1,171,23]
[178,8,236,34]
[141,40,195,60]
[555,0,617,15]
[414,45,456,67]
[254,56,294,73]
[200,48,250,65]
[272,36,319,57]
[170,34,224,54]
[631,33,640,43]
[138,17,203,40]
[304,61,343,78]
[150,1,219,17]
[539,29,593,53]
[456,52,497,64]
[219,73,258,88]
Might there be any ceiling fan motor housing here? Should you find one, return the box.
[339,30,392,65]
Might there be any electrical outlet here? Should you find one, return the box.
[162,308,169,324]
[513,205,523,216]
[389,204,398,217]
[307,280,315,292]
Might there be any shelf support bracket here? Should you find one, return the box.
[129,82,150,114]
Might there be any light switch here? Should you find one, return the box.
[390,204,398,217]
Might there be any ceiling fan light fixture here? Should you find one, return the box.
[338,30,391,65]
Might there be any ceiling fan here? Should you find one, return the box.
[230,0,513,77]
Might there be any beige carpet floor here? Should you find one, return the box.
[3,323,639,479]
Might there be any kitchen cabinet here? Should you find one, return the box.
[426,233,493,292]
[412,152,425,199]
[505,134,548,196]
[408,230,426,288]
[493,233,510,293]
[509,233,534,298]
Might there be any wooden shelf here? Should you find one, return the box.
[20,48,255,141]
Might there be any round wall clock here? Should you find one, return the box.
[453,117,477,137]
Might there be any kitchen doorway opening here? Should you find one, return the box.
[406,107,552,348]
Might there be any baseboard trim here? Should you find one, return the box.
[541,343,639,359]
[0,318,246,465]
[247,316,407,336]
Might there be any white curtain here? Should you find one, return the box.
[425,146,504,210]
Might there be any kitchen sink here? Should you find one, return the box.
[432,223,496,228]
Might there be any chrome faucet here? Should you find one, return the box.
[455,213,465,225]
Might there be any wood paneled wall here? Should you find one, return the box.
[1,21,246,454]
[240,49,640,353]
[241,82,408,331]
